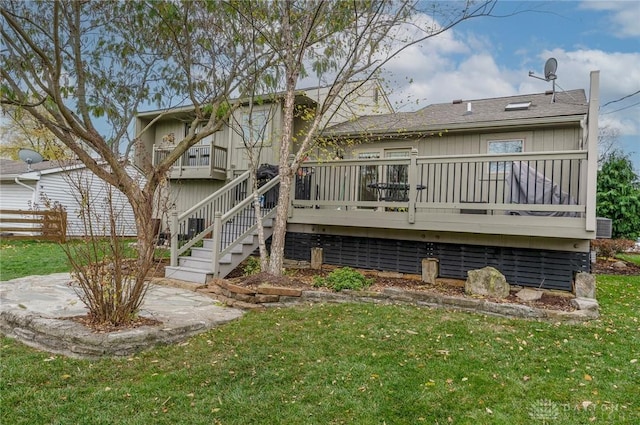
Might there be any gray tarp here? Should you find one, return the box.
[506,161,578,217]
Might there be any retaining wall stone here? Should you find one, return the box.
[203,280,598,323]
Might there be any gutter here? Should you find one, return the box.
[325,114,587,140]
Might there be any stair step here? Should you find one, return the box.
[178,256,212,269]
[171,211,275,282]
[164,266,211,284]
[190,247,212,259]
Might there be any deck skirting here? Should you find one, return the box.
[284,232,590,292]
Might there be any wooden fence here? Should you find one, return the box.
[0,209,67,243]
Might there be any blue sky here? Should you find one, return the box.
[382,0,640,170]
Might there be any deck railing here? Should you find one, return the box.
[152,142,227,176]
[291,150,589,220]
[170,170,251,265]
[169,170,280,272]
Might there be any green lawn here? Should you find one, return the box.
[617,252,640,266]
[0,239,70,280]
[1,243,639,424]
[0,239,167,281]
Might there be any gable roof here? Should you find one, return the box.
[0,158,141,181]
[136,79,393,122]
[324,89,588,138]
[0,158,87,180]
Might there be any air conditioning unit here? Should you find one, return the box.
[596,217,612,239]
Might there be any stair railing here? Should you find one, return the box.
[210,176,280,276]
[170,170,281,270]
[170,170,251,266]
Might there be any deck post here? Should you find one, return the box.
[422,258,439,284]
[211,211,222,276]
[585,71,599,233]
[170,211,178,266]
[311,247,323,270]
[408,148,418,223]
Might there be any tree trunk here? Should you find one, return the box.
[267,165,293,275]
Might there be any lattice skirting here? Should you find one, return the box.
[283,232,590,292]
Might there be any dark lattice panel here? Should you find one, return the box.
[284,232,590,291]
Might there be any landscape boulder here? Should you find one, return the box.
[465,266,510,298]
[574,272,596,299]
[515,288,543,302]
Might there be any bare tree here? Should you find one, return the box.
[598,125,620,164]
[231,0,497,276]
[0,1,260,326]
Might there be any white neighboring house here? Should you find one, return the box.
[0,158,142,237]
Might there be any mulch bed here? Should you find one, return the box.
[227,265,577,312]
[156,255,638,315]
[68,314,162,333]
[592,258,640,276]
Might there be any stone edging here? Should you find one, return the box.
[198,280,599,323]
[0,310,216,359]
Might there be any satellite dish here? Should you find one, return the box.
[528,58,559,103]
[544,57,558,81]
[18,148,43,172]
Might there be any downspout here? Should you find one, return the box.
[14,176,38,207]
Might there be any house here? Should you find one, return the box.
[0,159,141,237]
[152,72,599,293]
[133,80,392,282]
[134,79,393,218]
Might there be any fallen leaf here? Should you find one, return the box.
[584,374,593,381]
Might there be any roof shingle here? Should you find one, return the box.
[325,89,588,137]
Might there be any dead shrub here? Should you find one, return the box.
[591,239,635,258]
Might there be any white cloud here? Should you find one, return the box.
[383,28,640,137]
[580,1,640,38]
[540,48,640,135]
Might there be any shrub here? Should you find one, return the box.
[313,267,373,291]
[596,152,640,240]
[591,239,635,258]
[243,256,261,276]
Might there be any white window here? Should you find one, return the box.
[184,123,214,145]
[241,110,269,146]
[358,151,380,160]
[384,149,410,184]
[358,152,380,202]
[488,139,523,172]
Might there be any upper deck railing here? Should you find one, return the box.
[289,149,592,237]
[152,142,227,178]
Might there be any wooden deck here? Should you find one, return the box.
[287,150,594,241]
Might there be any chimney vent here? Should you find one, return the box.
[464,102,472,115]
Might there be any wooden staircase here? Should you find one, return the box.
[164,170,279,284]
[164,215,273,283]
